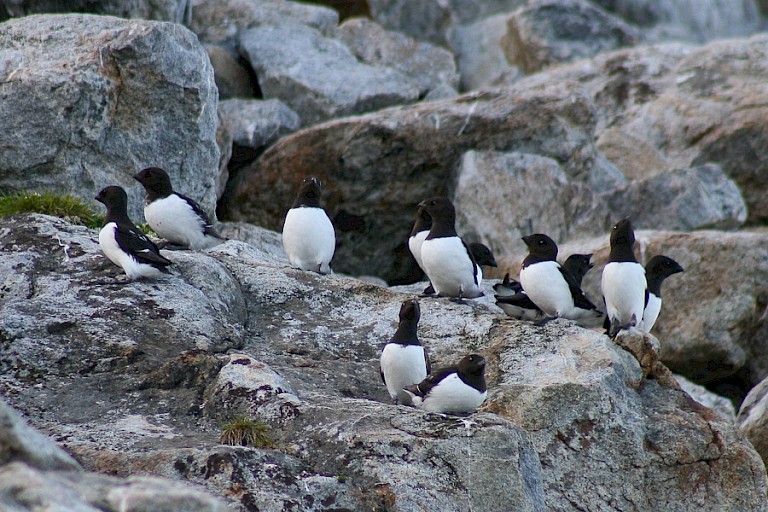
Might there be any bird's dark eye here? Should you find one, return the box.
[538,239,545,245]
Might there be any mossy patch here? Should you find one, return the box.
[220,416,276,448]
[0,191,103,228]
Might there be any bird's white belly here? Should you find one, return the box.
[415,374,486,414]
[601,262,647,326]
[380,344,428,405]
[282,207,335,273]
[421,237,480,298]
[145,195,208,248]
[640,294,662,332]
[520,261,573,317]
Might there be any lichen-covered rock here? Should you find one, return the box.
[0,14,220,221]
[1,214,766,511]
[238,23,420,126]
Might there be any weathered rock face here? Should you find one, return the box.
[502,0,641,74]
[0,0,191,23]
[0,14,220,220]
[238,23,420,126]
[739,377,768,467]
[1,214,766,511]
[218,99,301,150]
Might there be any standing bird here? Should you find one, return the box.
[639,255,684,332]
[601,218,647,337]
[495,253,595,323]
[380,299,430,406]
[518,234,602,324]
[95,186,172,280]
[408,206,431,275]
[404,354,487,415]
[418,197,482,300]
[134,167,225,250]
[282,176,336,274]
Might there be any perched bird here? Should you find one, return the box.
[95,186,172,280]
[639,255,684,332]
[518,234,602,325]
[380,299,430,406]
[601,218,647,337]
[134,167,225,250]
[282,176,336,274]
[418,197,482,300]
[468,242,498,284]
[495,253,595,323]
[404,354,487,415]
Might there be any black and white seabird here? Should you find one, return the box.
[418,197,483,300]
[639,255,684,332]
[134,167,225,250]
[404,354,487,414]
[495,253,595,323]
[380,299,431,406]
[601,218,647,337]
[95,186,172,280]
[518,234,602,325]
[282,176,336,274]
[408,206,431,275]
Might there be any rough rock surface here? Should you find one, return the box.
[335,17,460,97]
[739,376,768,467]
[0,14,220,220]
[502,0,641,73]
[0,0,192,23]
[238,22,420,125]
[1,214,766,512]
[218,99,301,150]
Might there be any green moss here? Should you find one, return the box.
[0,191,103,229]
[220,416,276,449]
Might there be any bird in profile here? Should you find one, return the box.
[134,167,225,250]
[639,255,684,332]
[380,299,430,406]
[282,176,336,274]
[404,354,487,415]
[601,218,647,337]
[418,197,483,301]
[95,186,172,280]
[517,234,602,325]
[495,253,596,324]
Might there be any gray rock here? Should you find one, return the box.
[449,13,523,91]
[218,99,301,150]
[502,0,642,73]
[592,0,762,43]
[335,17,459,97]
[0,398,81,472]
[215,222,285,264]
[189,0,339,44]
[678,374,737,422]
[238,23,420,125]
[738,377,768,466]
[444,0,529,24]
[607,164,748,231]
[367,0,453,46]
[1,214,766,511]
[423,83,459,101]
[215,108,233,200]
[0,0,191,23]
[205,45,256,99]
[0,14,220,221]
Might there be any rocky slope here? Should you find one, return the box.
[1,0,768,510]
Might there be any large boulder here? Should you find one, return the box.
[238,23,420,126]
[0,14,220,220]
[0,0,191,23]
[1,213,766,511]
[738,377,768,467]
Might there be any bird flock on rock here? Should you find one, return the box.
[94,173,683,416]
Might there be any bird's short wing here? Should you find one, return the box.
[177,193,226,240]
[407,366,455,397]
[495,292,539,310]
[115,224,172,267]
[424,346,432,375]
[461,239,480,285]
